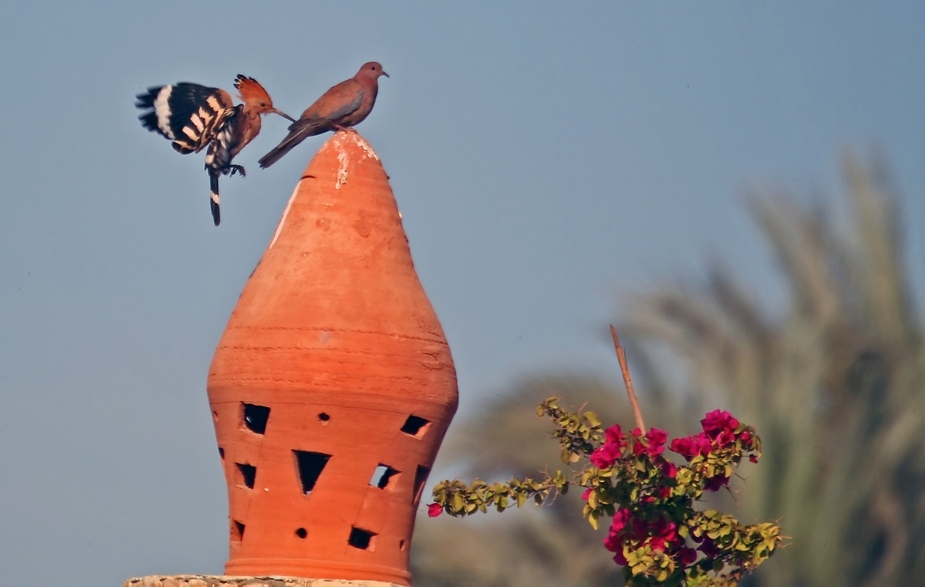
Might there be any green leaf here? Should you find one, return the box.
[587,489,598,509]
[450,493,465,513]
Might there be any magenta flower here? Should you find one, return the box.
[701,410,739,444]
[632,427,668,457]
[669,432,712,460]
[604,423,626,446]
[590,442,622,469]
[679,547,698,566]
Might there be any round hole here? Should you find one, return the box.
[295,528,307,539]
[318,413,330,422]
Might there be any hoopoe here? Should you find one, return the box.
[136,75,294,225]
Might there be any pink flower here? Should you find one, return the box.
[612,549,628,566]
[646,428,668,455]
[590,442,621,469]
[698,537,720,558]
[650,516,679,546]
[701,410,739,445]
[704,473,730,492]
[604,508,634,553]
[604,424,626,446]
[679,547,697,566]
[592,424,632,468]
[660,459,677,479]
[669,433,712,460]
[581,487,592,501]
[633,427,669,457]
[610,508,632,534]
[649,536,668,552]
[426,503,443,518]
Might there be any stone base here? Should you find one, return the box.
[123,576,405,587]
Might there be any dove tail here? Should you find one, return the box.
[209,170,221,226]
[258,126,318,168]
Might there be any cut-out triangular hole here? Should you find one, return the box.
[293,450,331,494]
[413,465,431,504]
[235,463,257,489]
[348,527,376,550]
[243,403,270,434]
[231,520,245,542]
[400,415,430,438]
[369,464,400,489]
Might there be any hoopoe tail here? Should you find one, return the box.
[208,169,221,226]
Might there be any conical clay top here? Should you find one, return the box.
[210,130,456,403]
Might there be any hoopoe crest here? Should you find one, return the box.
[136,75,294,226]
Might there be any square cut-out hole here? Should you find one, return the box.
[413,465,431,504]
[231,520,245,542]
[348,527,376,550]
[400,415,430,438]
[235,463,256,489]
[369,464,400,489]
[293,450,331,494]
[243,403,270,434]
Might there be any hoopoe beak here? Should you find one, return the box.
[272,108,297,123]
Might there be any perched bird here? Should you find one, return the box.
[258,62,388,169]
[136,75,294,225]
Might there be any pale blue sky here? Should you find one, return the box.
[1,3,923,585]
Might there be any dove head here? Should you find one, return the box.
[235,74,296,122]
[357,62,389,81]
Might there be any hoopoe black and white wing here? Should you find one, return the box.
[135,83,236,154]
[136,76,293,227]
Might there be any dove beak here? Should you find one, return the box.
[382,70,390,78]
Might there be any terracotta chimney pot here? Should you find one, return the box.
[205,131,458,585]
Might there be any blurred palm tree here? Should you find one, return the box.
[411,154,923,586]
[622,153,924,586]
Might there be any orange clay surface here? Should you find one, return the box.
[207,132,458,585]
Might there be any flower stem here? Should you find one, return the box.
[610,324,646,433]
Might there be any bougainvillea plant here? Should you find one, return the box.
[429,327,782,586]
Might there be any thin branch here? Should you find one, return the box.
[610,324,646,433]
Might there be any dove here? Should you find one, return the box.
[258,62,388,168]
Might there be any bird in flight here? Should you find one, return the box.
[136,75,294,225]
